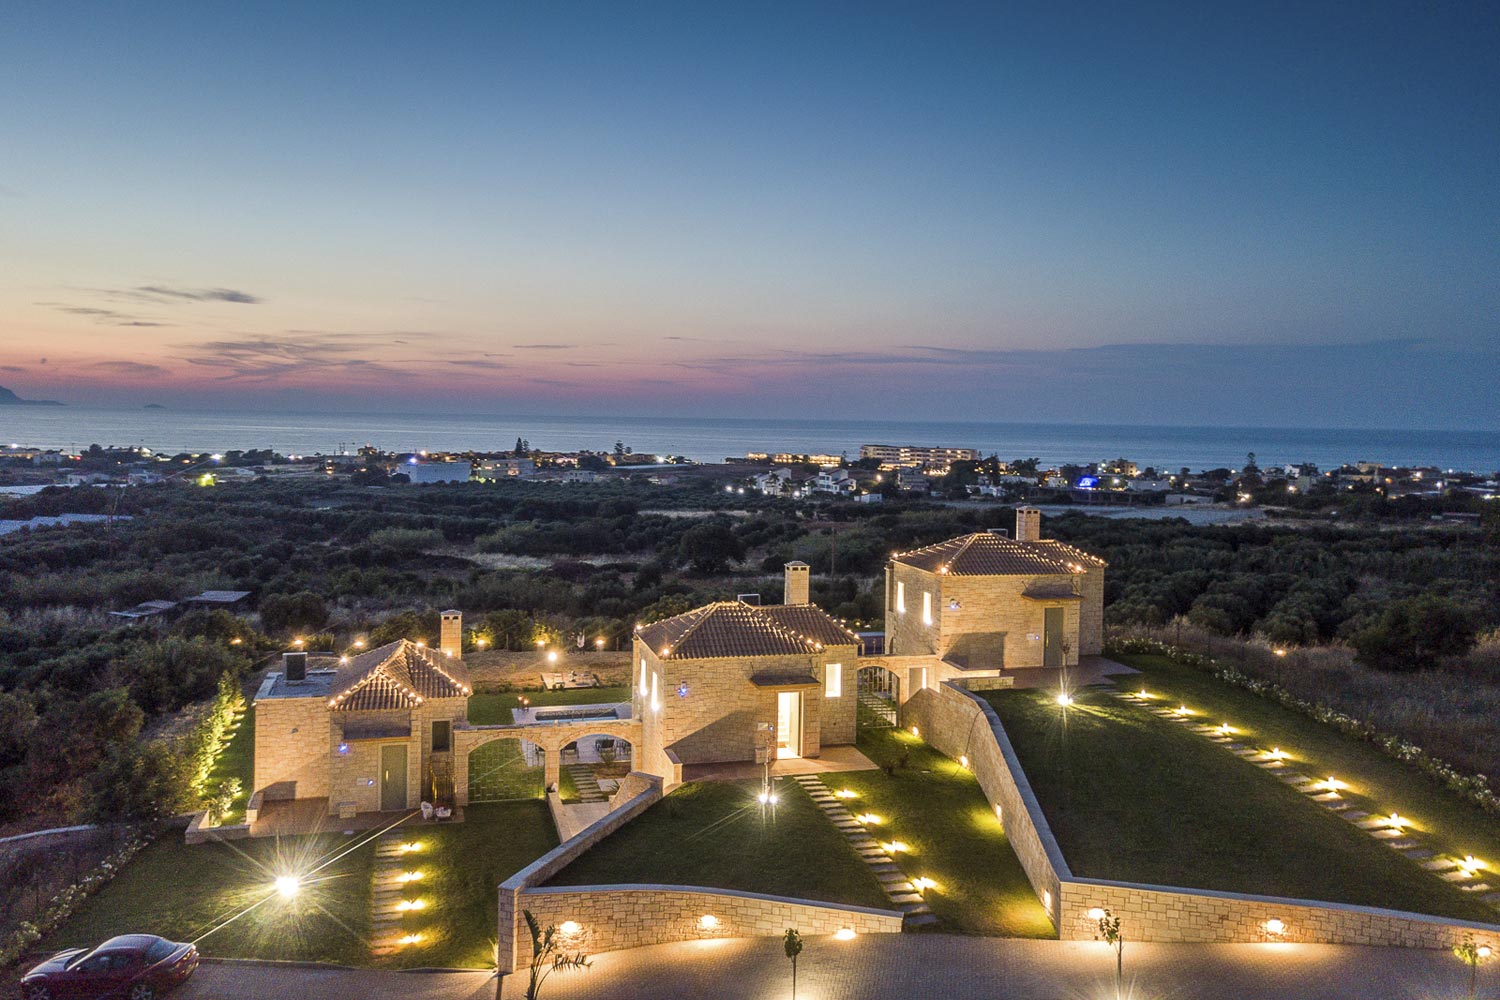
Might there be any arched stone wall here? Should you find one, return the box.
[455,719,643,805]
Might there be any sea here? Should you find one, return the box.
[1,406,1498,474]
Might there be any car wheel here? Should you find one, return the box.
[130,983,157,1000]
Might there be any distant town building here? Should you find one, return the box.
[473,457,537,480]
[405,460,474,484]
[859,443,979,471]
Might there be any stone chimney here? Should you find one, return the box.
[1015,507,1042,542]
[283,651,307,683]
[783,561,810,605]
[440,609,463,659]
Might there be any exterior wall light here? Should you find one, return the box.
[1087,907,1106,921]
[274,875,301,898]
[1264,918,1286,935]
[834,928,856,941]
[910,725,920,737]
[698,914,719,930]
[959,755,969,768]
[1056,693,1073,707]
[558,921,582,937]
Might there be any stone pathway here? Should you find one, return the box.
[564,763,608,804]
[1109,688,1500,911]
[369,830,423,957]
[787,773,939,929]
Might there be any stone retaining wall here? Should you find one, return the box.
[907,680,1500,949]
[497,773,664,973]
[516,884,902,957]
[901,684,1068,918]
[1060,878,1500,949]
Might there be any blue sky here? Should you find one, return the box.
[0,2,1496,427]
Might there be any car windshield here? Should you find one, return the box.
[145,939,176,962]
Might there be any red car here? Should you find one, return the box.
[21,934,198,1000]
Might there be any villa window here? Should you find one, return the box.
[639,658,649,697]
[825,663,842,698]
[431,720,451,753]
[896,581,905,613]
[922,591,933,626]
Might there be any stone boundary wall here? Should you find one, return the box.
[902,683,1069,916]
[497,772,664,973]
[464,650,630,690]
[517,884,903,957]
[908,681,1500,949]
[1060,877,1500,949]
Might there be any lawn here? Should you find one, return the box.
[209,700,255,824]
[833,728,1056,938]
[1113,653,1500,875]
[37,832,377,966]
[37,801,558,970]
[391,800,558,968]
[467,685,631,725]
[985,665,1497,922]
[546,779,889,910]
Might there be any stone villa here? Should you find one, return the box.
[248,507,1105,826]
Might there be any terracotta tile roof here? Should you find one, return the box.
[327,639,472,711]
[636,601,859,660]
[891,532,1106,576]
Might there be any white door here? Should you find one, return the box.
[776,692,802,758]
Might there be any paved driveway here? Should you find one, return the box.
[135,934,1489,1000]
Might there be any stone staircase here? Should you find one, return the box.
[564,763,608,803]
[856,691,898,729]
[369,830,423,957]
[788,773,939,929]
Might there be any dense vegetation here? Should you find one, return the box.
[1,477,1497,829]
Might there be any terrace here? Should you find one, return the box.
[982,652,1500,922]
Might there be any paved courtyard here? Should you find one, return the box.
[155,934,1490,1000]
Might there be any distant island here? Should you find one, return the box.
[143,403,166,410]
[0,385,63,406]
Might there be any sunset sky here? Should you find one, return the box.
[2,3,1496,427]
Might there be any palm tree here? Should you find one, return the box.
[521,910,590,1000]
